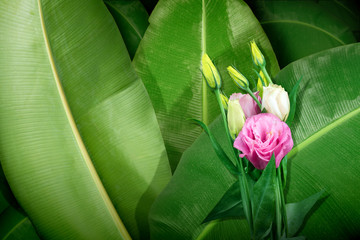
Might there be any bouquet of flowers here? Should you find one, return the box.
[195,41,325,240]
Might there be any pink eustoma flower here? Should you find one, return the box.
[234,113,293,170]
[229,92,261,119]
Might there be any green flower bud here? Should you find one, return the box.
[227,98,246,139]
[257,70,268,98]
[220,92,229,110]
[250,40,265,67]
[227,66,249,90]
[202,54,221,89]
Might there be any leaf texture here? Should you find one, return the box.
[133,0,279,171]
[248,0,358,68]
[0,0,171,239]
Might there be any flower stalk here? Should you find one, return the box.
[277,165,288,236]
[215,88,253,237]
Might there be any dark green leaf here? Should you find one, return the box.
[318,0,360,41]
[286,77,302,127]
[203,180,244,223]
[286,190,326,237]
[252,154,276,240]
[104,0,149,59]
[281,236,306,240]
[0,206,40,240]
[139,0,158,14]
[280,156,288,188]
[149,44,360,239]
[249,0,357,67]
[133,0,279,171]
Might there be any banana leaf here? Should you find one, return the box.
[0,167,11,214]
[318,0,360,40]
[0,206,40,240]
[0,0,171,239]
[104,0,149,59]
[247,0,358,68]
[133,0,280,171]
[149,44,360,239]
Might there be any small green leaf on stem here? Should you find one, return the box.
[252,154,277,240]
[189,119,238,176]
[286,190,326,237]
[202,180,244,223]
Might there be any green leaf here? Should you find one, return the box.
[286,190,326,237]
[248,0,358,68]
[252,154,276,240]
[133,0,279,171]
[190,119,237,176]
[0,206,40,240]
[280,236,305,240]
[286,77,302,127]
[203,180,243,223]
[317,0,360,41]
[0,167,10,214]
[0,0,171,239]
[104,0,149,59]
[149,44,360,239]
[280,155,288,188]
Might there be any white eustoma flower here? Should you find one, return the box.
[262,84,290,121]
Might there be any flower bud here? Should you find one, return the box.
[257,70,268,98]
[227,98,246,139]
[227,66,249,89]
[262,84,290,121]
[202,54,221,89]
[250,40,265,67]
[220,92,229,110]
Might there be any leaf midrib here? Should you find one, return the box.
[261,20,346,45]
[201,0,208,125]
[37,0,130,238]
[288,105,360,159]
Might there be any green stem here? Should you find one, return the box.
[275,172,282,240]
[261,66,273,85]
[247,88,262,109]
[277,165,288,237]
[237,160,254,238]
[214,89,234,155]
[215,89,253,237]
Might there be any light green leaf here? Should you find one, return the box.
[149,44,360,239]
[104,0,149,59]
[133,0,279,171]
[0,0,171,239]
[248,0,358,67]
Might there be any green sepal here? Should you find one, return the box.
[202,180,244,223]
[190,119,238,176]
[286,77,302,127]
[251,154,277,240]
[286,190,327,237]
